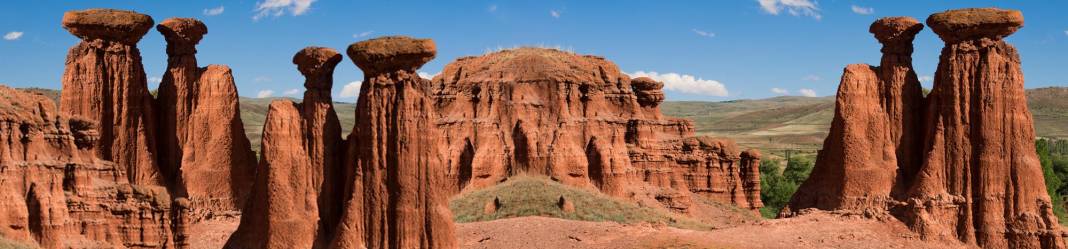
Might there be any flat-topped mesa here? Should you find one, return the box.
[870,16,923,54]
[292,46,344,246]
[346,36,435,76]
[62,8,153,45]
[156,18,207,55]
[59,8,162,186]
[331,36,456,249]
[926,8,1023,44]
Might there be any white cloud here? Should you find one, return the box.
[338,81,362,99]
[757,0,821,20]
[1064,30,1067,36]
[692,29,715,38]
[488,4,498,13]
[850,5,874,15]
[353,31,374,38]
[148,77,163,84]
[918,75,933,83]
[4,31,23,41]
[254,76,272,82]
[418,71,440,79]
[253,0,316,21]
[256,90,274,98]
[771,88,789,95]
[630,71,728,97]
[798,88,817,97]
[550,10,560,18]
[203,6,225,16]
[802,74,821,81]
[283,88,301,96]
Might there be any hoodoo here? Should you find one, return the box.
[331,36,457,249]
[292,46,345,245]
[784,8,1065,249]
[59,8,162,186]
[155,17,257,215]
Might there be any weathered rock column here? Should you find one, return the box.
[869,17,926,197]
[739,149,763,212]
[156,17,257,213]
[905,8,1065,248]
[60,9,162,185]
[331,36,457,249]
[225,100,318,249]
[292,46,344,246]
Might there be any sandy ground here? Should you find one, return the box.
[456,213,970,249]
[188,212,971,249]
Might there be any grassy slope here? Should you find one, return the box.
[449,176,716,230]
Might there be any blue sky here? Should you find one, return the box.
[1,1,1066,102]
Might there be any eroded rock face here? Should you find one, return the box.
[156,17,257,217]
[785,9,1064,249]
[60,8,162,186]
[0,85,178,248]
[905,8,1063,248]
[293,46,344,246]
[226,100,318,249]
[331,36,456,249]
[432,47,762,213]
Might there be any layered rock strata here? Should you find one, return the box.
[156,17,257,215]
[785,9,1065,249]
[431,48,763,213]
[0,85,178,248]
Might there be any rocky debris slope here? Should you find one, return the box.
[155,17,257,217]
[59,8,162,186]
[431,47,763,214]
[330,36,457,249]
[785,9,1065,249]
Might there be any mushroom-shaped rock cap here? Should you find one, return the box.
[870,17,923,44]
[926,8,1023,43]
[157,18,207,45]
[631,77,664,91]
[347,36,436,75]
[62,9,154,44]
[293,47,343,77]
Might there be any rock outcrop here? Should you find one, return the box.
[156,17,257,215]
[60,8,162,186]
[0,85,179,248]
[905,8,1063,248]
[226,100,319,249]
[293,46,345,245]
[330,36,457,249]
[784,9,1065,249]
[431,47,763,213]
